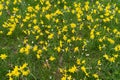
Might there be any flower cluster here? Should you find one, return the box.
[0,0,120,80]
[6,63,30,80]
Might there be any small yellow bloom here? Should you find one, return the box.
[6,72,12,77]
[34,25,39,31]
[19,63,28,71]
[72,29,75,33]
[9,77,13,80]
[70,23,76,28]
[81,66,89,76]
[74,47,79,52]
[113,29,118,33]
[36,54,41,59]
[92,73,99,78]
[27,6,33,12]
[67,39,71,43]
[97,60,101,65]
[90,29,95,39]
[87,15,92,21]
[37,49,42,54]
[76,59,80,65]
[62,26,68,32]
[81,66,86,72]
[35,4,40,11]
[109,57,115,62]
[96,32,100,36]
[48,33,54,39]
[107,38,115,44]
[0,4,3,10]
[98,38,103,42]
[19,47,25,53]
[113,54,118,58]
[21,70,30,76]
[61,76,66,80]
[60,40,63,47]
[57,47,61,53]
[12,66,20,77]
[67,75,72,80]
[65,47,68,52]
[7,31,13,35]
[99,45,102,51]
[114,45,120,51]
[103,54,109,60]
[0,54,7,60]
[43,46,47,51]
[33,45,38,52]
[45,14,51,20]
[63,35,67,41]
[49,56,55,61]
[81,60,85,64]
[69,65,77,73]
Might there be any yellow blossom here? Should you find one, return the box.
[67,75,72,80]
[61,76,66,80]
[67,39,71,43]
[109,57,115,62]
[65,47,68,52]
[81,60,85,64]
[69,65,77,73]
[107,38,115,44]
[19,63,28,71]
[7,63,30,79]
[21,70,30,76]
[45,14,51,20]
[27,6,33,12]
[48,33,54,39]
[0,54,7,60]
[33,19,37,24]
[113,28,118,33]
[114,45,120,51]
[9,77,13,80]
[87,15,92,21]
[81,66,89,76]
[62,26,68,32]
[76,59,81,65]
[33,45,38,52]
[99,45,102,51]
[72,29,75,33]
[0,4,3,10]
[35,4,40,11]
[36,54,41,59]
[103,54,109,60]
[49,56,55,61]
[43,46,47,51]
[19,47,25,53]
[57,47,61,53]
[90,29,95,39]
[97,60,101,65]
[113,54,118,58]
[74,47,79,52]
[70,23,76,28]
[60,40,63,47]
[63,35,67,41]
[92,73,99,78]
[12,66,20,77]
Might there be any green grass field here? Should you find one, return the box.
[0,0,120,80]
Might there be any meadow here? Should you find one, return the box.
[0,0,120,80]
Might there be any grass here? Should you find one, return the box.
[0,0,120,80]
